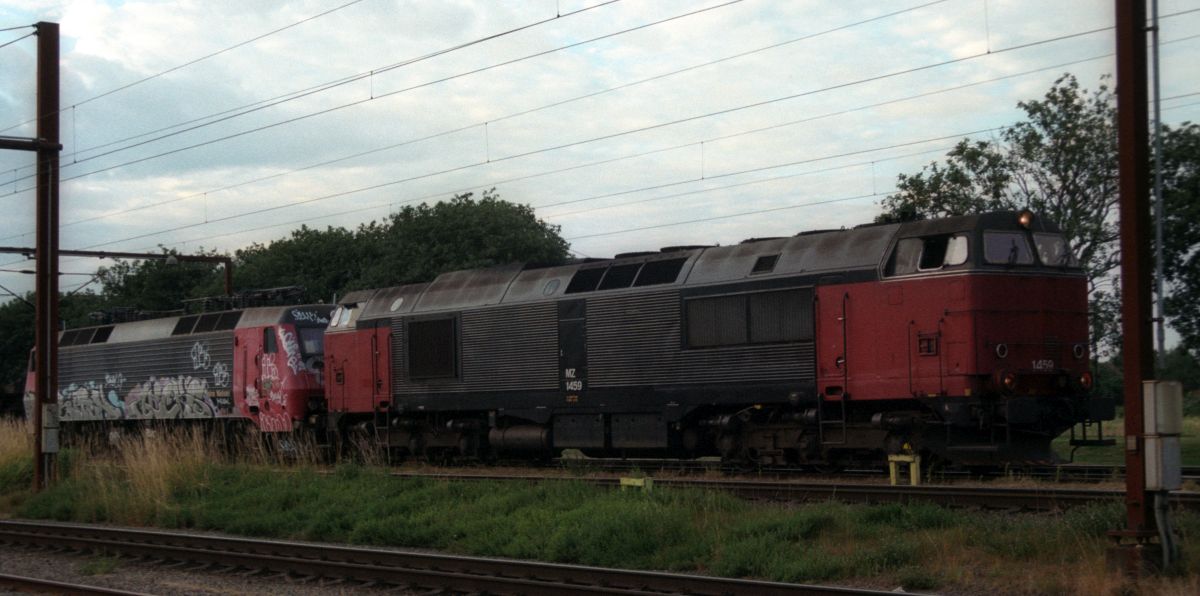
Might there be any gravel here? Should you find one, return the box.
[0,542,409,595]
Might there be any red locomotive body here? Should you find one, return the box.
[232,306,333,432]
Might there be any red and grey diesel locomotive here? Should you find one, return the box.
[28,211,1114,465]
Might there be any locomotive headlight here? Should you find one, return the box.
[1072,343,1086,359]
[995,343,1009,359]
[1002,371,1017,391]
[1079,371,1093,390]
[1017,209,1034,229]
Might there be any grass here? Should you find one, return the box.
[0,418,33,509]
[0,421,1198,594]
[1053,416,1200,467]
[78,555,121,576]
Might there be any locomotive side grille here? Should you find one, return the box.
[392,303,558,395]
[57,334,235,421]
[587,291,814,387]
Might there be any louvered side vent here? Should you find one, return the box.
[392,303,558,396]
[56,334,236,422]
[587,291,815,388]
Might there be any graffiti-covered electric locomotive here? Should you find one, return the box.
[32,211,1113,466]
[25,305,332,433]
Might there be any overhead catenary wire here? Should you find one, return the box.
[25,0,959,232]
[2,0,1190,191]
[2,0,738,189]
[0,31,34,50]
[4,4,1195,269]
[0,0,663,186]
[142,144,959,254]
[565,189,896,241]
[0,0,371,134]
[74,125,1001,253]
[38,24,1114,253]
[0,0,627,179]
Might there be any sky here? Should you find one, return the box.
[0,0,1197,300]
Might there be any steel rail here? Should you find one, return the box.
[387,472,1200,511]
[548,457,1200,480]
[0,572,152,595]
[0,520,894,596]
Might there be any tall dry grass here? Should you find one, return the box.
[0,417,34,498]
[0,417,31,464]
[8,422,329,524]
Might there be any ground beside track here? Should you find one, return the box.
[3,419,1200,594]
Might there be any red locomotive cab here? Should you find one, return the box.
[323,289,394,425]
[971,229,1092,398]
[233,306,333,432]
[817,211,1112,462]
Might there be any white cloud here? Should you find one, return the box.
[1,0,1181,298]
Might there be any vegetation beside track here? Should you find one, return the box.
[1054,415,1200,469]
[1,420,1199,594]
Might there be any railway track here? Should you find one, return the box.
[389,471,1200,511]
[547,458,1200,482]
[0,573,151,595]
[545,457,1200,483]
[0,520,895,595]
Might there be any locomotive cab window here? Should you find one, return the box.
[299,327,324,355]
[263,327,277,353]
[983,231,1035,265]
[1032,232,1079,267]
[886,234,969,276]
[408,317,458,379]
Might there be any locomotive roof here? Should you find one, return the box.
[57,304,332,348]
[345,220,907,319]
[341,210,1068,319]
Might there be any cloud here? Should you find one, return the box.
[0,0,1163,298]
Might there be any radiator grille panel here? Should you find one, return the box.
[57,333,235,421]
[393,303,558,395]
[587,291,814,387]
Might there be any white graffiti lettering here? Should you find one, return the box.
[291,309,329,325]
[104,372,125,389]
[280,330,303,374]
[260,356,287,406]
[211,362,230,387]
[57,374,217,421]
[125,376,216,419]
[190,341,212,371]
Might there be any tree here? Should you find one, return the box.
[234,225,370,304]
[97,250,228,312]
[878,74,1121,352]
[1161,123,1200,356]
[356,189,570,288]
[0,297,34,388]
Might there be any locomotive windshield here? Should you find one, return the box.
[982,231,1035,265]
[1032,232,1079,267]
[299,327,324,355]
